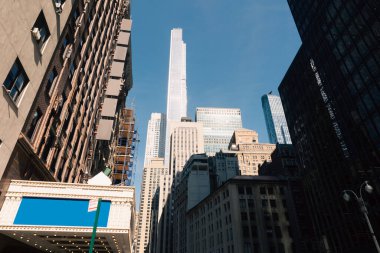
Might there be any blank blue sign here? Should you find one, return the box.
[14,197,111,227]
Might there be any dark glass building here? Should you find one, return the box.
[279,1,380,252]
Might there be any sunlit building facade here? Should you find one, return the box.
[136,158,167,253]
[261,93,292,144]
[164,28,187,166]
[144,113,166,166]
[195,107,242,155]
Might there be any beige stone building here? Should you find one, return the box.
[229,129,276,175]
[136,158,167,253]
[156,119,204,253]
[0,0,133,200]
[168,120,204,186]
[187,176,301,253]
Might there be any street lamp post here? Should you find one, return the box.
[343,181,380,253]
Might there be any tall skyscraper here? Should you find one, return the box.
[164,28,187,166]
[136,158,167,253]
[261,93,292,144]
[195,107,242,154]
[144,113,166,165]
[166,28,187,122]
[279,1,380,252]
[158,120,204,253]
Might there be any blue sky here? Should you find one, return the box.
[128,0,301,205]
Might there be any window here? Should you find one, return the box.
[272,212,279,221]
[249,212,255,221]
[247,199,254,208]
[251,225,257,238]
[60,33,71,59]
[26,108,43,140]
[270,199,277,208]
[3,58,29,102]
[266,226,273,238]
[240,199,246,209]
[268,187,274,194]
[242,226,249,238]
[46,68,58,96]
[260,187,266,194]
[241,212,248,221]
[238,186,245,194]
[262,199,268,208]
[275,226,282,238]
[32,11,50,49]
[246,186,252,195]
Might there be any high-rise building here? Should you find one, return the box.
[0,0,133,200]
[168,120,204,187]
[173,154,210,253]
[279,1,380,252]
[195,107,243,155]
[164,28,187,166]
[228,129,276,175]
[261,93,292,144]
[166,29,187,122]
[158,120,204,253]
[144,113,166,166]
[136,158,167,253]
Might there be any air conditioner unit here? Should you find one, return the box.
[55,2,62,14]
[65,46,72,59]
[31,27,41,40]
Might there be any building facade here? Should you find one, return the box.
[166,28,187,122]
[144,113,166,166]
[164,28,187,166]
[210,151,239,188]
[279,1,380,252]
[259,144,317,252]
[173,154,211,253]
[136,158,167,253]
[259,144,299,177]
[0,0,133,200]
[228,129,276,176]
[0,179,135,253]
[168,120,204,187]
[187,176,304,253]
[195,107,243,155]
[157,120,204,253]
[261,93,292,144]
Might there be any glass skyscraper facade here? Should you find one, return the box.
[195,107,242,154]
[261,93,292,144]
[279,1,380,252]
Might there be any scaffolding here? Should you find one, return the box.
[111,108,139,185]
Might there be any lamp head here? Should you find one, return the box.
[343,191,351,202]
[364,181,373,194]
